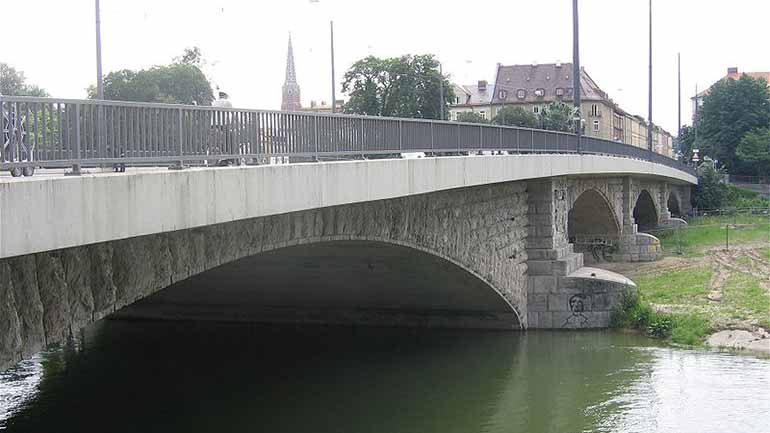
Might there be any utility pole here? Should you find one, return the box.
[95,0,104,99]
[572,0,582,152]
[330,20,336,113]
[677,53,681,137]
[439,62,444,120]
[647,0,653,157]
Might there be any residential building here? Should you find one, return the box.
[449,80,494,121]
[301,99,345,114]
[450,62,673,156]
[692,67,770,118]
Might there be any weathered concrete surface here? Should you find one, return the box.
[0,181,529,371]
[707,330,770,355]
[0,154,695,260]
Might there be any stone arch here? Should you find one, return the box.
[117,237,523,330]
[667,190,682,217]
[633,189,659,231]
[567,188,622,243]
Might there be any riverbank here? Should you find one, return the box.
[597,214,770,354]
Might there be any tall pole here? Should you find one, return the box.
[330,20,336,114]
[95,0,104,99]
[572,0,582,152]
[677,52,681,137]
[439,62,444,120]
[647,0,653,157]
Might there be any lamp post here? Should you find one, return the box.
[439,61,444,120]
[572,0,582,152]
[330,20,336,113]
[95,0,104,99]
[647,0,653,158]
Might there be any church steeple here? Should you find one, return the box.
[281,34,301,111]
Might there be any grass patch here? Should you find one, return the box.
[611,290,711,345]
[722,273,770,325]
[656,216,770,257]
[764,248,770,260]
[671,314,710,346]
[633,267,712,306]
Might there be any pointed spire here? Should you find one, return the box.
[285,33,297,85]
[282,33,301,111]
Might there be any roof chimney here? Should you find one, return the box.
[727,67,738,74]
[478,80,488,91]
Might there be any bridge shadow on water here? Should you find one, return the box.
[0,320,663,433]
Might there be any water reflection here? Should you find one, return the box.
[0,321,768,433]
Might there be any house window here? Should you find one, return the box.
[593,120,600,132]
[555,87,564,98]
[479,111,486,119]
[534,88,545,98]
[498,90,508,100]
[453,96,460,104]
[591,104,599,117]
[533,106,539,114]
[516,89,526,99]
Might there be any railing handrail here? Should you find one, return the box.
[0,95,696,178]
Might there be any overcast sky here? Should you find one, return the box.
[3,0,768,134]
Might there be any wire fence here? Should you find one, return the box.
[646,207,770,255]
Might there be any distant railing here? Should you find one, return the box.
[0,96,696,177]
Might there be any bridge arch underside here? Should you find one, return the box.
[567,189,620,260]
[667,191,682,217]
[633,190,659,231]
[115,240,521,329]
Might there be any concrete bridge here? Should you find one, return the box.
[0,96,695,371]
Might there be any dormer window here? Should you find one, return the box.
[555,87,565,98]
[498,90,508,100]
[534,88,545,98]
[516,89,526,100]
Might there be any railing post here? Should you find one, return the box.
[398,120,403,152]
[67,103,82,175]
[314,115,319,161]
[170,107,185,169]
[479,125,483,154]
[430,122,434,155]
[457,122,460,153]
[360,117,365,159]
[498,126,502,154]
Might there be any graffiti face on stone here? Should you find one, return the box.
[563,293,589,328]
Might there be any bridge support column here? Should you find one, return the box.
[617,177,662,262]
[528,179,599,328]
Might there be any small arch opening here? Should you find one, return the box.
[633,190,659,231]
[568,189,621,262]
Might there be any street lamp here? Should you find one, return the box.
[95,0,104,99]
[572,0,581,152]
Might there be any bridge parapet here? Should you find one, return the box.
[1,96,695,177]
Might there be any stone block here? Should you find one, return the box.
[527,261,553,275]
[529,294,548,312]
[531,275,557,293]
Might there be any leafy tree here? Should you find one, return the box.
[455,112,488,124]
[89,48,214,105]
[342,54,453,120]
[693,158,729,209]
[539,102,577,132]
[175,47,203,66]
[695,74,770,174]
[492,106,538,128]
[0,63,48,97]
[675,125,696,163]
[736,127,770,176]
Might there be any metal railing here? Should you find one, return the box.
[0,95,696,177]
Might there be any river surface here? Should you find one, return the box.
[0,320,768,433]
